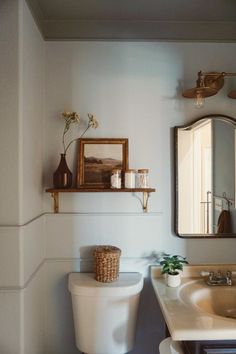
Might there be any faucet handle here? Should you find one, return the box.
[209,271,214,280]
[226,271,232,285]
[200,271,214,278]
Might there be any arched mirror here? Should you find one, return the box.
[175,114,236,238]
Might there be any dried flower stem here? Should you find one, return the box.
[64,124,90,154]
[61,112,98,154]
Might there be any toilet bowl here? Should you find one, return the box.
[68,272,143,354]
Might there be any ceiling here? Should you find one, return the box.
[26,0,236,41]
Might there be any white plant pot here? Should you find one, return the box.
[167,272,181,287]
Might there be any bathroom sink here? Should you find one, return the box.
[151,265,236,340]
[179,280,236,320]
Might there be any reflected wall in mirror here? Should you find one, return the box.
[175,114,236,238]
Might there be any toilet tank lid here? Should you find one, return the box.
[68,272,143,296]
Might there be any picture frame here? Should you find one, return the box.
[78,138,129,188]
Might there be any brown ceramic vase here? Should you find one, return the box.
[53,153,73,188]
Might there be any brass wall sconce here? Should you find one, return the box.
[182,71,236,108]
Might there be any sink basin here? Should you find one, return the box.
[179,280,236,320]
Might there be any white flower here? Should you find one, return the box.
[61,111,99,154]
[88,114,99,129]
[62,111,80,122]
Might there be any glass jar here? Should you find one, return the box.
[111,169,122,189]
[124,169,136,188]
[137,169,149,188]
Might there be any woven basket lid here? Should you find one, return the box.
[94,245,121,255]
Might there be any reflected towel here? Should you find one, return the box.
[217,210,232,234]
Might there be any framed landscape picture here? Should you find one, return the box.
[78,138,128,188]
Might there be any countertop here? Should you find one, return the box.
[151,265,236,341]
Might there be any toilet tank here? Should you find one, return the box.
[68,272,143,354]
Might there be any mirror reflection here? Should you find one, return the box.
[175,114,236,238]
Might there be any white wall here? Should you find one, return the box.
[43,41,236,353]
[2,1,236,353]
[0,0,45,353]
[19,0,44,224]
[0,0,20,225]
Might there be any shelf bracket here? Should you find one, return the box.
[142,191,150,213]
[51,192,59,213]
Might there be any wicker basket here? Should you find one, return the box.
[94,245,121,283]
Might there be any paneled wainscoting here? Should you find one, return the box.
[0,212,165,354]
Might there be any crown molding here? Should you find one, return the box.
[41,19,236,42]
[25,0,236,42]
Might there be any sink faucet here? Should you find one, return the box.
[201,270,233,286]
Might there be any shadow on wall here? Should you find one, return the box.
[130,277,165,354]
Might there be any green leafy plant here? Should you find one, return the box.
[160,254,188,275]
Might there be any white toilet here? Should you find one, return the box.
[159,337,184,354]
[68,272,143,354]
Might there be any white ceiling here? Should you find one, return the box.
[26,0,236,41]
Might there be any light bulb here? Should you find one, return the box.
[194,92,205,109]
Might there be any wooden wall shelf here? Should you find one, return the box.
[46,187,155,213]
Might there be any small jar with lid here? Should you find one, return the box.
[124,169,136,189]
[137,169,149,188]
[110,169,122,189]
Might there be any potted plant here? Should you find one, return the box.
[160,254,188,287]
